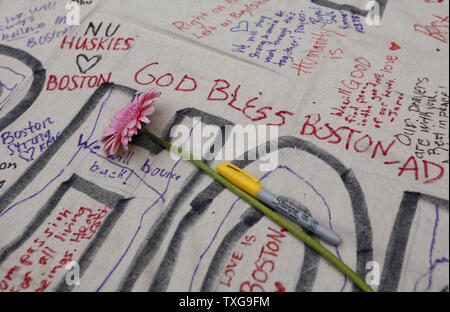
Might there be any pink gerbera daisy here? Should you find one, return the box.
[102,88,161,155]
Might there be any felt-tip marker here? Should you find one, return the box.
[217,162,342,246]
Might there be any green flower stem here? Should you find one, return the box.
[143,128,375,293]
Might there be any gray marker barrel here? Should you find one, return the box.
[256,188,341,246]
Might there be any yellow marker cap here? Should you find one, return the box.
[216,162,262,197]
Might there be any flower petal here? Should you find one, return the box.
[102,87,161,155]
[111,138,122,155]
[102,126,116,139]
[127,118,138,129]
[141,106,155,116]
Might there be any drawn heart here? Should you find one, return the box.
[389,42,401,51]
[76,54,103,74]
[230,21,249,33]
[19,147,35,162]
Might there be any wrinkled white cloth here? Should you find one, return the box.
[0,0,448,292]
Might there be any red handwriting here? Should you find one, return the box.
[393,155,445,184]
[135,62,198,91]
[172,12,219,39]
[291,26,346,77]
[414,14,449,43]
[170,0,272,39]
[332,52,401,129]
[46,73,112,91]
[240,226,287,292]
[300,114,446,184]
[274,281,286,292]
[0,206,112,292]
[134,61,294,126]
[333,56,372,126]
[340,56,372,92]
[301,113,396,158]
[219,235,256,288]
[172,11,209,32]
[207,79,294,125]
[60,36,134,51]
[228,0,271,20]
